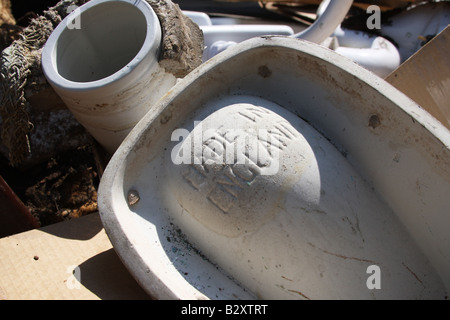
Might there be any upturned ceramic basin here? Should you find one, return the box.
[98,37,450,300]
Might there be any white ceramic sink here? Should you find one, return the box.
[98,37,450,300]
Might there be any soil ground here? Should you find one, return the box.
[0,145,100,227]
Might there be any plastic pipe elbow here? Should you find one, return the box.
[293,0,354,44]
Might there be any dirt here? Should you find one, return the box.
[0,145,100,227]
[0,0,57,51]
[0,0,201,231]
[0,0,102,229]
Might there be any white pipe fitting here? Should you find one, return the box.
[42,0,176,154]
[293,0,353,44]
[182,10,295,61]
[200,24,294,61]
[331,27,401,78]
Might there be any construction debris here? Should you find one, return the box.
[0,0,91,167]
[0,0,204,228]
[0,0,203,168]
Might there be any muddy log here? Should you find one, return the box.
[149,0,204,78]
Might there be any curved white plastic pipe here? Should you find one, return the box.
[293,0,353,44]
[42,0,176,154]
[334,38,400,78]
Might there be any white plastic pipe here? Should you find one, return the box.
[200,24,294,60]
[42,0,176,154]
[293,0,353,44]
[332,27,401,78]
[182,11,294,61]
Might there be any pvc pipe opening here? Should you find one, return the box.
[43,0,162,92]
[56,1,147,83]
[42,0,174,154]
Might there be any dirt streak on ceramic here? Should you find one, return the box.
[98,37,450,299]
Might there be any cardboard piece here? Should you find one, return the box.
[386,25,450,130]
[0,213,150,300]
